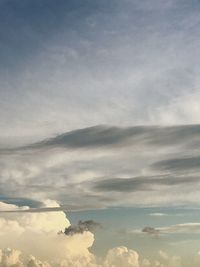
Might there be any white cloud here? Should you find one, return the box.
[140,251,183,267]
[0,248,23,267]
[27,256,51,267]
[104,246,139,267]
[151,91,200,125]
[0,202,170,267]
[0,200,94,266]
[159,250,169,260]
[0,202,29,212]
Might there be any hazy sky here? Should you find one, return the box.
[1,1,200,266]
[1,0,200,143]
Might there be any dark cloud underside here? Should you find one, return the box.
[5,124,200,151]
[153,156,200,172]
[91,175,200,192]
[1,124,200,207]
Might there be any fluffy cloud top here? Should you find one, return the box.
[104,247,139,267]
[0,200,141,267]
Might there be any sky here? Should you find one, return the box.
[1,0,200,266]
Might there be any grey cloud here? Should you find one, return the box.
[142,226,160,235]
[64,220,101,235]
[4,124,200,152]
[142,223,200,235]
[28,125,146,149]
[158,223,200,233]
[0,204,101,213]
[153,156,200,172]
[1,125,200,207]
[1,0,200,210]
[27,124,200,150]
[91,175,200,192]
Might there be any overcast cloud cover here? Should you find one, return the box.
[1,0,200,266]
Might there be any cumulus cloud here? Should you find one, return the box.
[0,202,29,212]
[0,200,195,267]
[0,248,23,267]
[159,250,169,260]
[0,200,93,263]
[0,200,143,267]
[104,246,139,267]
[0,247,184,267]
[140,251,183,267]
[0,246,141,267]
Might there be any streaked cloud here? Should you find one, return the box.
[149,213,167,217]
[4,124,200,151]
[142,223,200,235]
[1,125,200,207]
[90,175,200,192]
[153,156,200,173]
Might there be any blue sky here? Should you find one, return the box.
[68,206,200,262]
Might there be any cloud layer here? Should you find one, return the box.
[1,125,200,208]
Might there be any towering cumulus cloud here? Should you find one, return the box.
[0,200,142,267]
[0,200,95,267]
